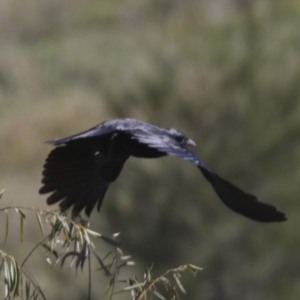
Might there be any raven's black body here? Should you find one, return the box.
[40,118,286,222]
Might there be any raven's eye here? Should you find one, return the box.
[175,135,186,144]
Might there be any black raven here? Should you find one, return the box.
[40,118,286,222]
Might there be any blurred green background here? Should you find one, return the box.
[1,0,300,299]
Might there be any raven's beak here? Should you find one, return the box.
[186,138,196,147]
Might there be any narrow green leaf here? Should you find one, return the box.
[124,282,145,291]
[42,244,59,259]
[12,261,20,297]
[117,247,124,256]
[85,228,101,237]
[0,188,5,199]
[175,266,187,272]
[17,209,26,219]
[160,276,170,285]
[99,234,121,247]
[153,290,166,300]
[93,251,112,276]
[3,259,10,296]
[82,228,91,245]
[25,279,31,300]
[9,259,16,293]
[113,232,120,238]
[187,264,203,275]
[36,213,45,241]
[20,211,24,246]
[77,230,84,246]
[120,255,131,261]
[4,209,9,249]
[145,268,152,281]
[61,219,70,233]
[173,273,186,294]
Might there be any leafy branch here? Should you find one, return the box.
[124,264,202,300]
[0,189,201,299]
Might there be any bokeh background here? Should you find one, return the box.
[1,0,300,299]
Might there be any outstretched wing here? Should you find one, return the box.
[39,143,125,217]
[47,123,116,146]
[47,118,153,146]
[132,133,286,222]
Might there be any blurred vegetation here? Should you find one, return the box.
[0,200,201,300]
[0,0,300,299]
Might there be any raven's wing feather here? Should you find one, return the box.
[39,144,121,217]
[132,133,286,222]
[47,123,116,146]
[47,118,153,146]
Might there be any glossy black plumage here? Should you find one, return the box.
[40,118,287,222]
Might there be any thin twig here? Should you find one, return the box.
[21,235,50,268]
[88,245,92,300]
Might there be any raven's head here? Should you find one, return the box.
[166,128,196,147]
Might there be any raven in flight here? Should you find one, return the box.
[40,118,286,222]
